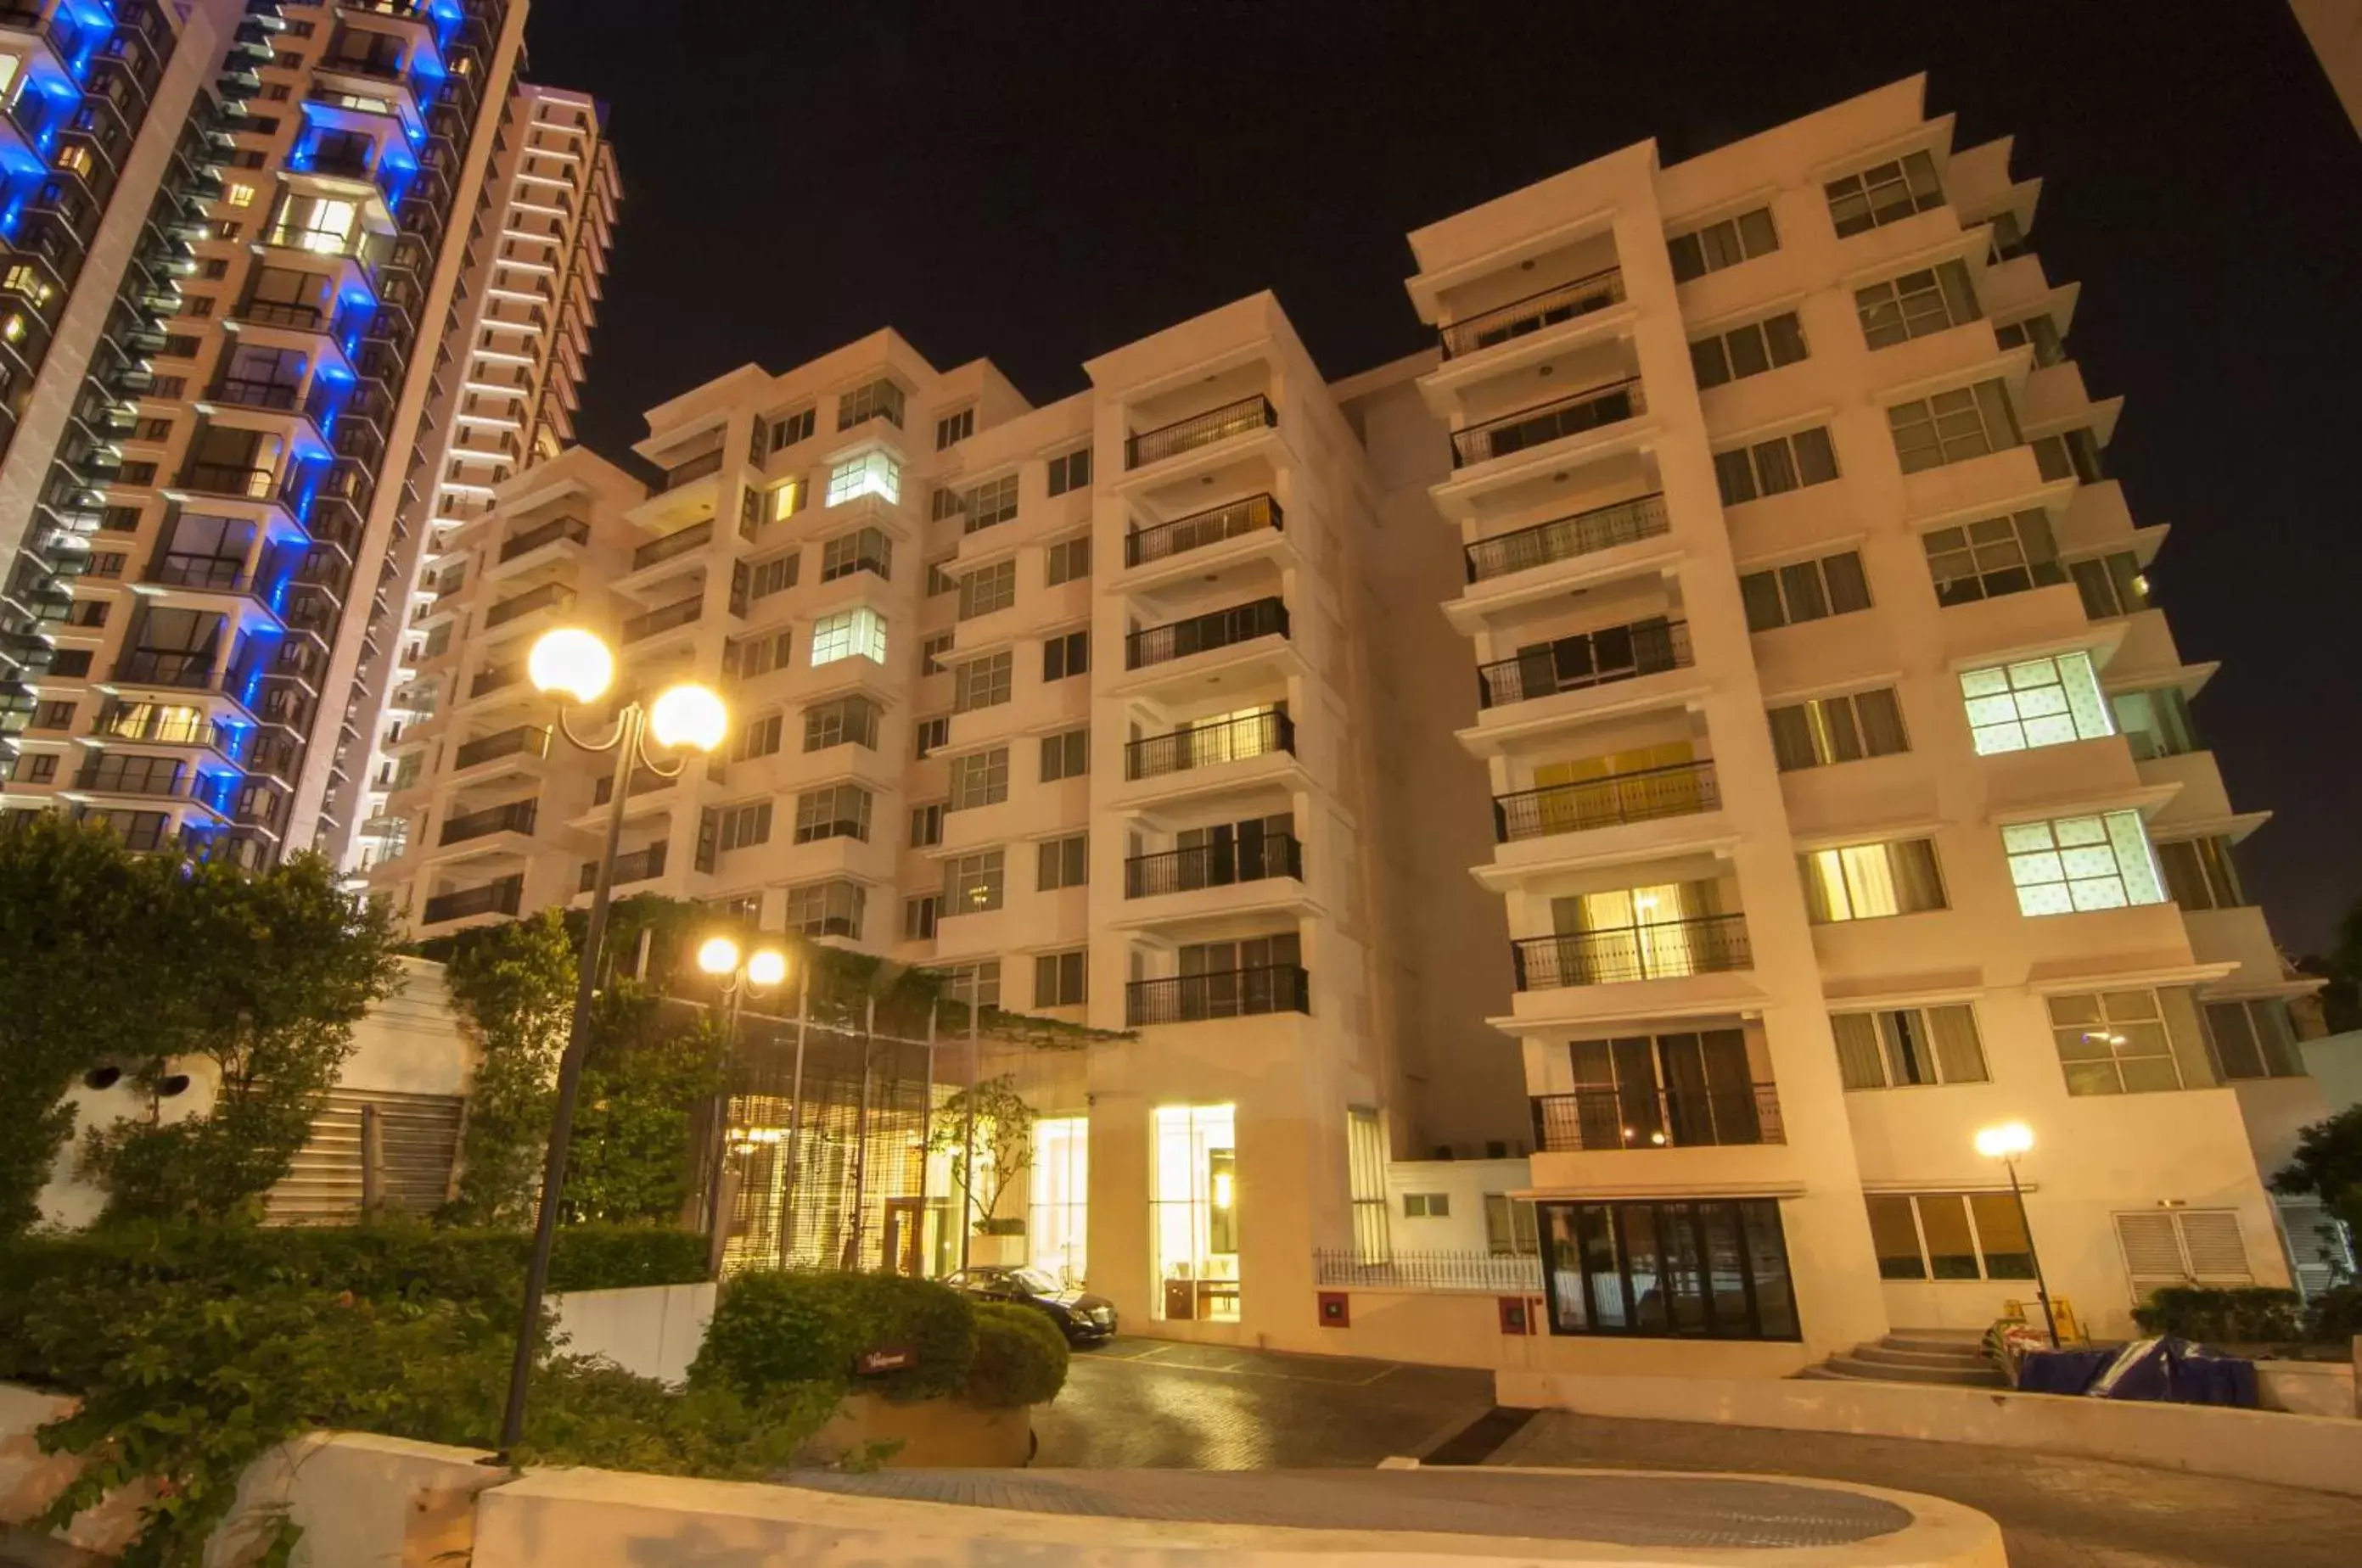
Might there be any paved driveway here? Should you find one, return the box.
[1033,1337,1495,1469]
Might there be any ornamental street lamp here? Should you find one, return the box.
[694,932,790,1275]
[497,628,728,1457]
[1974,1119,2059,1348]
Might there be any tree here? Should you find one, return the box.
[440,910,576,1226]
[81,850,403,1224]
[2275,1105,2362,1253]
[929,1075,1038,1235]
[562,983,724,1224]
[0,816,173,1235]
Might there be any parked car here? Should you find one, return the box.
[944,1265,1118,1344]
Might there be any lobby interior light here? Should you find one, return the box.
[648,681,727,753]
[526,626,614,705]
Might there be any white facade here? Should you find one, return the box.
[360,76,2329,1370]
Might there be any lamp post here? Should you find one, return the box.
[496,627,728,1457]
[1974,1120,2059,1348]
[694,933,788,1277]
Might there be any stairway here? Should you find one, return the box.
[1796,1329,2006,1388]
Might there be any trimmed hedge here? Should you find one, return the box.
[547,1222,711,1291]
[963,1303,1069,1408]
[2131,1285,2304,1345]
[692,1270,978,1404]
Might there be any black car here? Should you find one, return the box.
[945,1266,1118,1345]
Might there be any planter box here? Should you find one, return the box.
[967,1234,1028,1268]
[2255,1358,2358,1420]
[804,1392,1033,1468]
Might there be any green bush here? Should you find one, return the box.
[2131,1285,2305,1345]
[692,1270,977,1404]
[2308,1284,2362,1344]
[962,1303,1069,1408]
[519,1357,835,1477]
[547,1221,710,1291]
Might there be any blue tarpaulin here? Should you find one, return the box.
[2079,1337,2259,1407]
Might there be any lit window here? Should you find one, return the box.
[1865,1192,2033,1282]
[768,477,805,521]
[2003,810,2166,916]
[1030,1117,1090,1284]
[825,451,900,507]
[1802,839,1945,922]
[943,848,1006,914]
[1961,653,2112,754]
[2047,988,2213,1095]
[227,182,255,207]
[1153,1104,1240,1323]
[809,607,886,666]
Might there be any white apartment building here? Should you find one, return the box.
[344,81,617,874]
[363,77,2324,1372]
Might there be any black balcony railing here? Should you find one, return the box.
[1125,834,1303,899]
[1530,1082,1785,1152]
[1125,493,1282,569]
[1451,377,1646,468]
[180,462,277,500]
[622,595,702,642]
[115,649,218,689]
[208,377,300,412]
[468,664,521,697]
[1125,596,1288,670]
[439,798,537,845]
[483,582,573,630]
[592,766,671,805]
[1124,708,1294,781]
[452,725,550,770]
[239,300,323,330]
[584,841,665,892]
[1464,492,1669,584]
[631,518,713,569]
[1493,759,1719,843]
[70,764,201,799]
[1439,266,1628,360]
[1477,618,1690,708]
[661,450,724,490]
[499,516,589,561]
[421,876,522,925]
[147,553,252,593]
[1511,914,1752,990]
[1126,964,1310,1026]
[1124,394,1275,470]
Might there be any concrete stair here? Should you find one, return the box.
[1796,1330,2007,1388]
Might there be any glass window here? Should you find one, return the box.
[943,848,1006,914]
[783,880,864,938]
[1826,149,1944,238]
[947,746,1010,810]
[1922,509,2066,605]
[1888,380,2020,473]
[1713,426,1837,507]
[803,694,879,752]
[2157,836,2244,912]
[2048,987,2215,1095]
[1046,445,1092,496]
[810,607,886,666]
[2112,686,2201,760]
[1484,1195,1540,1257]
[1766,687,1908,771]
[1039,727,1089,781]
[1034,949,1087,1007]
[1539,1198,1798,1339]
[2204,998,2303,1081]
[1865,1192,2035,1281]
[1042,629,1090,681]
[1831,1005,1988,1089]
[1036,832,1088,890]
[1348,1108,1390,1263]
[957,560,1016,619]
[1854,260,1981,350]
[2070,552,2150,620]
[1045,534,1091,585]
[1153,1104,1240,1322]
[1738,550,1870,631]
[837,378,905,431]
[1029,1117,1089,1285]
[934,406,974,449]
[792,783,871,844]
[2004,810,2166,916]
[824,450,900,506]
[820,527,891,582]
[1689,311,1807,389]
[903,895,939,940]
[910,802,944,848]
[1960,652,2113,754]
[749,552,799,600]
[961,474,1019,532]
[1802,839,1946,922]
[951,651,1013,712]
[1667,206,1779,283]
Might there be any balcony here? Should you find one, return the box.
[1125,596,1288,671]
[1451,377,1645,468]
[421,876,523,925]
[70,764,208,801]
[1465,492,1669,585]
[1125,494,1282,569]
[631,518,713,570]
[1477,618,1690,709]
[180,463,278,501]
[1125,708,1294,781]
[1530,1082,1785,1152]
[452,725,551,770]
[93,707,226,748]
[592,766,672,806]
[583,842,667,892]
[1439,267,1628,360]
[439,798,537,846]
[468,664,522,698]
[207,377,301,413]
[499,516,590,562]
[1125,964,1310,1026]
[1124,395,1275,471]
[146,553,255,595]
[1512,914,1752,990]
[238,300,324,332]
[1125,834,1303,899]
[621,595,702,643]
[114,650,220,691]
[661,451,725,490]
[483,581,574,630]
[1493,760,1719,843]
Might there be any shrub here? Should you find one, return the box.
[519,1357,835,1477]
[2131,1285,2305,1345]
[2307,1284,2362,1345]
[692,1270,977,1404]
[962,1303,1069,1408]
[546,1221,710,1291]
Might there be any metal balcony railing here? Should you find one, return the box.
[1124,708,1294,781]
[585,841,666,892]
[1464,492,1669,584]
[70,764,201,798]
[1450,376,1645,468]
[94,707,221,748]
[592,766,671,805]
[483,581,573,630]
[114,649,218,689]
[146,553,252,593]
[631,518,712,569]
[1476,618,1690,708]
[661,450,724,490]
[1124,394,1275,470]
[1125,493,1282,568]
[498,516,590,562]
[1530,1082,1785,1152]
[208,377,300,412]
[1439,266,1628,360]
[421,876,522,924]
[1313,1250,1542,1293]
[1125,833,1303,899]
[452,725,550,770]
[1125,596,1288,670]
[468,663,521,698]
[1492,759,1719,843]
[1511,914,1752,990]
[1125,963,1310,1026]
[239,300,323,330]
[439,798,537,845]
[621,595,702,642]
[180,462,277,499]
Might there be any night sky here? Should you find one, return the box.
[523,1,2362,952]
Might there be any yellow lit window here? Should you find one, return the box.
[1,313,24,344]
[226,182,255,208]
[769,477,805,522]
[56,144,90,176]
